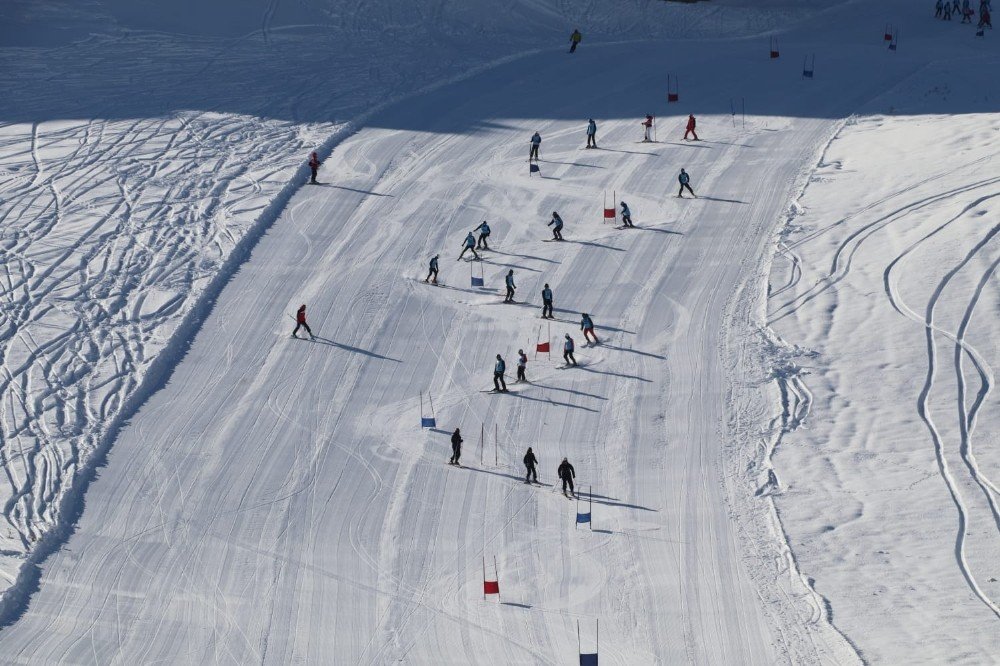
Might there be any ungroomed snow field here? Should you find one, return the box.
[0,0,998,663]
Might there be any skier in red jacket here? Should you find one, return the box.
[641,114,654,142]
[684,114,699,141]
[308,152,321,184]
[292,304,315,339]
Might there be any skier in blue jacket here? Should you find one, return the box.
[548,212,564,240]
[504,269,516,303]
[563,334,577,366]
[475,221,491,250]
[458,231,480,261]
[581,313,599,344]
[541,283,554,319]
[493,354,508,392]
[620,201,634,228]
[425,254,439,283]
[586,119,597,149]
[530,132,542,161]
[678,168,696,198]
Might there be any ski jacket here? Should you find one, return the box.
[564,337,574,352]
[505,273,515,289]
[542,287,553,302]
[587,120,596,136]
[557,461,575,480]
[581,314,593,330]
[495,358,506,374]
[517,353,527,368]
[296,306,307,324]
[570,31,582,43]
[642,116,653,127]
[464,233,476,247]
[451,431,463,446]
[430,257,438,270]
[524,451,537,466]
[308,154,320,168]
[549,214,563,229]
[686,115,696,131]
[679,171,690,185]
[531,133,542,146]
[621,203,631,216]
[476,222,491,235]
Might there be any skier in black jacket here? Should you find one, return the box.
[450,428,463,465]
[557,458,576,497]
[524,447,538,483]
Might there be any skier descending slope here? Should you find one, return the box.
[474,221,491,250]
[504,269,516,303]
[292,304,315,340]
[450,428,463,465]
[541,283,554,319]
[563,334,577,366]
[569,29,582,53]
[425,254,439,284]
[548,212,564,240]
[678,168,696,198]
[529,132,542,162]
[558,458,576,497]
[684,114,699,141]
[581,313,599,344]
[458,231,480,261]
[493,354,509,392]
[308,151,321,184]
[524,447,538,483]
[620,201,634,228]
[586,119,597,148]
[516,349,528,382]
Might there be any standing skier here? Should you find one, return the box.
[678,168,696,198]
[548,211,564,240]
[557,457,576,497]
[980,6,992,26]
[684,114,699,141]
[425,254,439,284]
[586,119,597,148]
[529,132,542,161]
[936,0,944,17]
[458,231,480,261]
[450,428,463,465]
[493,354,509,392]
[944,2,953,19]
[642,114,654,142]
[569,29,582,53]
[541,283,554,319]
[475,220,492,250]
[516,349,528,382]
[581,313,599,344]
[292,304,314,340]
[620,201,634,227]
[308,152,321,184]
[563,334,577,366]
[524,447,538,483]
[504,269,516,303]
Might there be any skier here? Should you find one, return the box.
[516,349,528,382]
[541,283,554,319]
[425,254,439,284]
[684,114,699,141]
[493,354,508,392]
[529,132,542,161]
[678,168,696,198]
[548,212,564,240]
[962,0,974,21]
[569,29,582,53]
[450,428,463,465]
[292,304,314,340]
[581,313,599,344]
[980,6,992,26]
[308,151,321,184]
[586,119,597,149]
[936,0,944,17]
[524,447,538,483]
[620,201,634,228]
[557,457,576,497]
[944,2,952,19]
[504,269,516,303]
[458,231,480,261]
[954,0,962,12]
[563,333,577,366]
[641,114,654,142]
[475,220,491,250]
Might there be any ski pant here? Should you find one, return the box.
[494,372,507,392]
[426,268,438,282]
[477,234,490,249]
[936,6,943,16]
[679,183,695,197]
[459,246,479,260]
[561,476,575,494]
[552,227,563,240]
[525,463,537,483]
[570,41,578,53]
[542,299,553,318]
[622,213,633,227]
[684,129,699,141]
[586,134,596,148]
[583,327,599,344]
[505,286,515,302]
[564,351,576,365]
[293,321,313,338]
[643,126,651,141]
[310,166,318,183]
[517,365,526,382]
[450,444,461,464]
[530,144,539,161]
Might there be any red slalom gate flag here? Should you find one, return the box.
[483,580,500,595]
[536,341,550,353]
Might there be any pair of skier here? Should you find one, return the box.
[522,449,576,498]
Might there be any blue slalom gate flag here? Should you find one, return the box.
[529,163,540,174]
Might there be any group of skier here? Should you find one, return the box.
[935,0,992,26]
[451,435,576,496]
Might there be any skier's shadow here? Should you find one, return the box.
[505,391,600,413]
[594,147,658,157]
[539,160,603,169]
[601,343,666,360]
[633,225,683,236]
[315,184,394,197]
[578,490,656,512]
[697,195,749,205]
[481,259,543,273]
[562,239,625,252]
[311,337,401,362]
[491,250,561,265]
[531,382,607,401]
[578,365,650,383]
[463,465,553,487]
[664,141,712,150]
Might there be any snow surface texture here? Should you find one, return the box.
[0,0,997,663]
